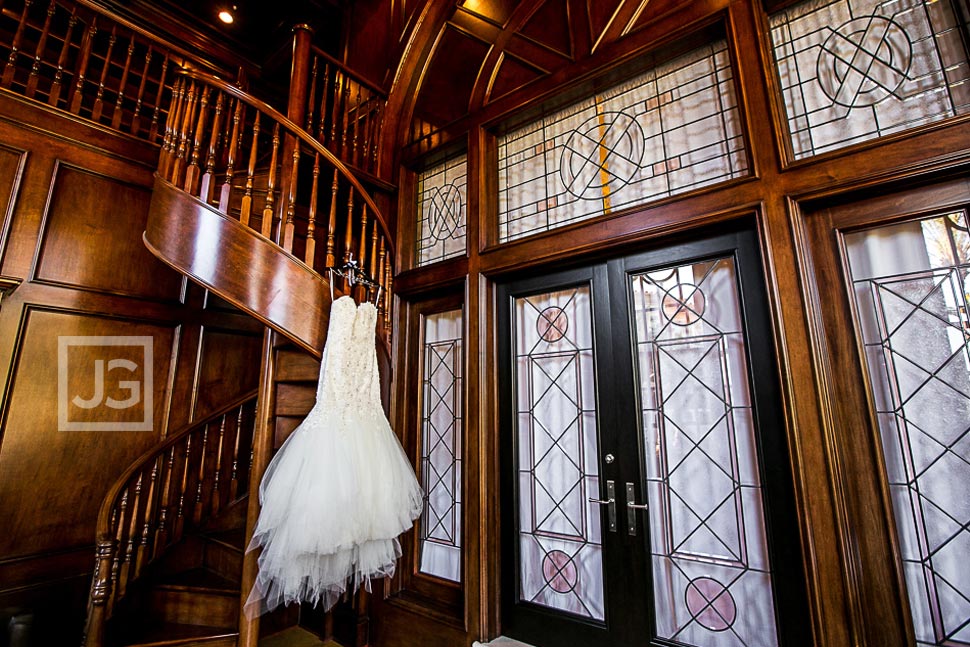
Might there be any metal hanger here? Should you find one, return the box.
[327,253,383,306]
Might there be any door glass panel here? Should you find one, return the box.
[513,286,605,620]
[418,309,463,582]
[630,258,780,646]
[844,212,970,647]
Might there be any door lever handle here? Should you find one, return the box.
[588,480,616,532]
[626,482,648,536]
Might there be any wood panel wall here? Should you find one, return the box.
[0,90,263,645]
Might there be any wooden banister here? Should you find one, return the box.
[301,45,387,177]
[82,392,258,647]
[153,68,395,342]
[0,0,237,144]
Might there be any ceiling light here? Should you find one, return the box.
[218,9,234,24]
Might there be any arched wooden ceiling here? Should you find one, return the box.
[409,0,694,126]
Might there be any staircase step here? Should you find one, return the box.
[112,622,237,647]
[148,568,239,627]
[275,382,316,416]
[275,349,321,382]
[203,531,245,584]
[274,415,303,448]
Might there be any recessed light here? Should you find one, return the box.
[218,9,234,24]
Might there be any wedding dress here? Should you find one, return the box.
[245,295,423,615]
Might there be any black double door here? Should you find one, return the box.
[497,224,807,647]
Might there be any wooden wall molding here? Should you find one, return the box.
[0,142,27,270]
[30,162,185,303]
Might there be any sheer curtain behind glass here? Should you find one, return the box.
[498,40,747,242]
[845,212,970,647]
[513,286,605,620]
[417,154,467,266]
[418,309,463,582]
[630,259,780,647]
[770,0,970,159]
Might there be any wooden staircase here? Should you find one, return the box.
[0,3,395,646]
[87,336,373,647]
[82,59,393,646]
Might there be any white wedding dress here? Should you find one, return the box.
[245,295,423,615]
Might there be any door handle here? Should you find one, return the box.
[588,480,616,532]
[626,482,648,536]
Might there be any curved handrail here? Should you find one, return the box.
[174,68,395,253]
[95,391,257,540]
[83,391,258,647]
[310,45,386,99]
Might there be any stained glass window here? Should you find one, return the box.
[844,212,970,646]
[631,259,780,646]
[417,153,467,266]
[769,0,970,160]
[418,308,463,582]
[513,286,605,620]
[497,40,748,242]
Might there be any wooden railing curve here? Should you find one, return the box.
[156,67,395,337]
[0,0,238,144]
[82,392,258,647]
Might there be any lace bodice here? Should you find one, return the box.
[314,296,360,402]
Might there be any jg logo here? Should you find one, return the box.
[58,336,153,431]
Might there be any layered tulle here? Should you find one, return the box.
[245,296,423,616]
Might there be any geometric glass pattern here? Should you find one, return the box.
[769,0,970,159]
[417,152,467,266]
[419,309,463,582]
[631,258,780,646]
[845,212,970,647]
[498,40,748,242]
[513,286,605,620]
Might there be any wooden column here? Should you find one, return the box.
[277,24,314,252]
[237,329,278,647]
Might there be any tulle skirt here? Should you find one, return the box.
[245,400,423,615]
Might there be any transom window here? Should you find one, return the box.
[417,152,467,266]
[769,0,970,159]
[497,39,748,242]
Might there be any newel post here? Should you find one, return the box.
[279,24,314,251]
[82,538,117,647]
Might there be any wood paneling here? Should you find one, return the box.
[32,164,184,302]
[0,309,175,560]
[0,143,26,267]
[519,0,573,58]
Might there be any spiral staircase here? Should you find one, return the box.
[80,56,397,647]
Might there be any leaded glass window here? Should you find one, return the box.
[769,0,970,160]
[418,308,463,583]
[513,286,605,620]
[497,40,747,242]
[844,212,970,647]
[631,259,780,646]
[417,153,467,266]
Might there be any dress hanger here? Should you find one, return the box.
[327,253,383,306]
